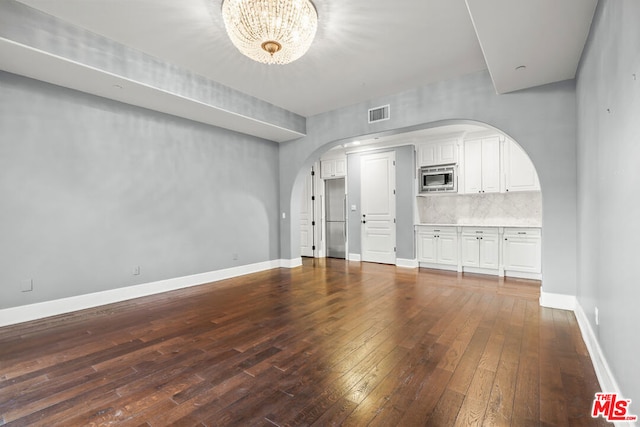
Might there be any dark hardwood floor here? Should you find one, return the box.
[0,258,606,426]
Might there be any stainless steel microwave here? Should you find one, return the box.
[419,165,457,193]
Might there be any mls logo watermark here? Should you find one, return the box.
[592,393,638,422]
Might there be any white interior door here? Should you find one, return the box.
[300,169,314,257]
[361,151,396,264]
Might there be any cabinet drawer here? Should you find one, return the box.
[417,226,456,235]
[504,228,541,237]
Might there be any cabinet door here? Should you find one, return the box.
[320,160,335,178]
[481,137,501,193]
[438,140,457,164]
[461,234,480,267]
[479,234,499,269]
[334,158,347,177]
[504,141,540,192]
[418,144,437,166]
[503,235,541,273]
[436,233,458,265]
[463,139,483,194]
[417,233,437,263]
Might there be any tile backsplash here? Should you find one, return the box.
[417,191,542,226]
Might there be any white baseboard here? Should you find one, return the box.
[541,294,635,426]
[574,303,620,394]
[505,270,542,280]
[418,262,458,272]
[539,291,577,311]
[348,253,361,262]
[574,303,636,427]
[396,258,418,268]
[0,259,289,328]
[281,257,302,268]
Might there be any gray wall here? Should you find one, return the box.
[576,0,640,403]
[0,71,280,309]
[281,70,578,298]
[0,0,305,135]
[346,145,415,259]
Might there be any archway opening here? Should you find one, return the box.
[291,119,543,282]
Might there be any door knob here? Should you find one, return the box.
[362,220,366,224]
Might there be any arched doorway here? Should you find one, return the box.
[293,121,543,281]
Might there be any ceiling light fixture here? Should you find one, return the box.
[221,0,318,65]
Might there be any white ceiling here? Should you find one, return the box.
[12,0,597,120]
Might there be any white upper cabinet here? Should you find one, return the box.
[462,137,500,194]
[320,157,346,179]
[503,140,540,192]
[417,139,458,166]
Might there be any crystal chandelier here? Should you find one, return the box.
[222,0,318,65]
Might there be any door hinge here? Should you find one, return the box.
[394,247,397,252]
[311,170,315,176]
[311,196,315,201]
[312,245,316,251]
[393,160,396,166]
[393,189,396,195]
[394,218,396,223]
[312,221,316,226]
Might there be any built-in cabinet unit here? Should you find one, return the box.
[320,157,346,179]
[460,228,499,269]
[503,228,542,274]
[462,136,501,194]
[417,226,458,267]
[503,140,541,192]
[417,139,458,166]
[416,225,541,279]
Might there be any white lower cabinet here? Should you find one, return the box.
[416,225,541,278]
[417,227,458,267]
[503,228,542,274]
[461,228,499,270]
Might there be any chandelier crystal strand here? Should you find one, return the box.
[222,0,318,64]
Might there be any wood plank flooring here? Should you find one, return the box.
[0,258,606,426]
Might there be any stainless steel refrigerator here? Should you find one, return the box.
[325,178,346,259]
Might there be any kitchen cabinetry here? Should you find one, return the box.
[320,157,346,179]
[461,228,499,269]
[504,140,540,192]
[462,137,500,194]
[417,139,458,166]
[503,228,541,274]
[417,226,458,266]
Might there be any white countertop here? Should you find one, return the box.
[415,223,541,228]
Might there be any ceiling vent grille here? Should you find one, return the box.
[368,104,390,123]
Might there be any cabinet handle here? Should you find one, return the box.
[505,238,508,241]
[518,232,527,235]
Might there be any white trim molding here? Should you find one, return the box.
[574,302,635,427]
[574,303,620,395]
[396,258,418,268]
[280,257,302,268]
[348,253,362,262]
[0,259,290,328]
[539,291,577,311]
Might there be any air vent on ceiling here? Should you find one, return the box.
[368,104,390,123]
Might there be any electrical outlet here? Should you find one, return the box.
[595,307,599,325]
[20,279,33,292]
[133,266,140,276]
